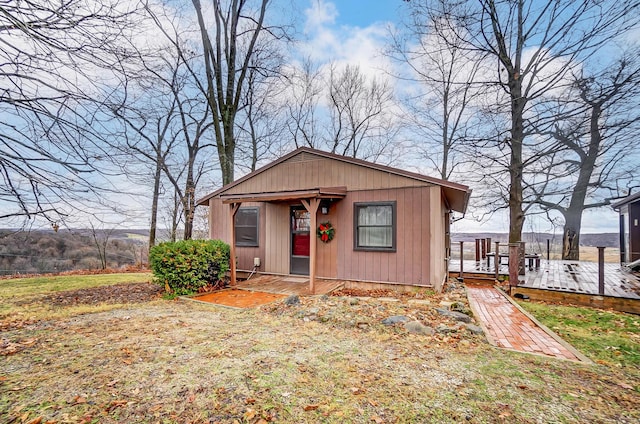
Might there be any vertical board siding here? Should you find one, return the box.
[316,203,338,278]
[333,185,441,286]
[265,203,289,274]
[223,153,432,195]
[209,199,264,271]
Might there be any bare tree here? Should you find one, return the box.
[235,40,289,172]
[326,64,398,161]
[284,59,323,148]
[191,0,288,184]
[407,0,640,243]
[390,14,486,180]
[0,0,142,226]
[529,54,640,259]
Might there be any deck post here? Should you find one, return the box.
[459,241,464,279]
[481,238,487,260]
[547,239,550,260]
[475,239,480,263]
[519,241,526,276]
[494,241,500,279]
[598,246,605,295]
[301,198,320,295]
[229,203,241,287]
[509,243,520,293]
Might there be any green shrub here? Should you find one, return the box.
[149,239,230,295]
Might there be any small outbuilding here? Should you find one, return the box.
[197,147,471,293]
[612,192,640,264]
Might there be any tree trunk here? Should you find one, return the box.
[508,82,526,244]
[149,158,162,251]
[560,102,602,260]
[562,210,581,260]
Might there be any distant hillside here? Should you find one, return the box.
[0,229,148,276]
[451,232,619,248]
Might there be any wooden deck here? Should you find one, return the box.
[450,259,640,298]
[449,258,640,314]
[235,274,344,296]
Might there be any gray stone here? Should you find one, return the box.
[348,298,359,305]
[465,323,484,335]
[435,308,472,323]
[436,324,457,334]
[284,295,300,306]
[320,294,330,301]
[378,297,400,303]
[403,321,435,335]
[306,307,319,316]
[407,299,431,306]
[381,315,409,326]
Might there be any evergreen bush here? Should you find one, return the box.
[149,239,230,295]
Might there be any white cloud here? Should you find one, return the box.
[304,0,338,33]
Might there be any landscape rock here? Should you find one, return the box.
[284,295,300,306]
[348,298,359,305]
[435,308,472,323]
[407,299,431,306]
[436,324,457,334]
[403,321,435,335]
[465,323,484,335]
[381,315,409,326]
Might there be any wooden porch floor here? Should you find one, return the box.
[234,274,344,296]
[449,259,640,300]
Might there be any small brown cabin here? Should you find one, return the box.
[612,192,640,264]
[197,148,471,293]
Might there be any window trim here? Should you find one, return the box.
[235,206,259,247]
[353,201,396,252]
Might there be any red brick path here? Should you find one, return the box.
[467,287,581,361]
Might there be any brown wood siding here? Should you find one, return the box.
[335,186,444,286]
[265,203,289,274]
[209,198,266,272]
[224,154,432,195]
[316,202,338,278]
[630,202,640,262]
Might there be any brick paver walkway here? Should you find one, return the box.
[466,286,582,361]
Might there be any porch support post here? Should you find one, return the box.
[301,198,320,295]
[229,203,240,286]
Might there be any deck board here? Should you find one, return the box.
[235,274,344,296]
[449,259,640,300]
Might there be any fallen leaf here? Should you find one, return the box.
[27,418,43,424]
[245,397,256,404]
[304,404,319,411]
[187,393,196,403]
[122,359,132,365]
[350,387,365,395]
[243,408,256,420]
[371,415,384,423]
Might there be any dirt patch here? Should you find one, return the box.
[191,289,286,308]
[19,282,162,307]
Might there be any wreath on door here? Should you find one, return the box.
[317,222,335,243]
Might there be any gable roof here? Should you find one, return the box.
[612,192,640,210]
[197,147,472,213]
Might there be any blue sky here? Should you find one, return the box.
[331,1,401,27]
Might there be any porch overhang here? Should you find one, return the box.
[220,187,347,204]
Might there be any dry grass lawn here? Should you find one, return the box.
[1,276,639,423]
